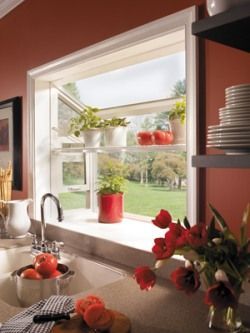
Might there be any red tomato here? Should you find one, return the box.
[49,269,62,279]
[20,268,42,280]
[153,130,174,145]
[33,253,58,278]
[137,131,154,145]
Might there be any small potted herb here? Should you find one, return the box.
[69,105,103,147]
[97,171,126,223]
[103,117,130,147]
[168,96,186,144]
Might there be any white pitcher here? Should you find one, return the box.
[4,199,32,238]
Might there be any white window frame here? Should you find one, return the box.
[27,6,197,222]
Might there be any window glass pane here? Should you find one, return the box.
[52,98,88,211]
[63,52,185,108]
[63,161,86,185]
[55,155,89,210]
[59,191,87,210]
[58,98,78,137]
[97,151,186,220]
[55,41,187,220]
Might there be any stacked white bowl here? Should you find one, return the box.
[207,83,250,154]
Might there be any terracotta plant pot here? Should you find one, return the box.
[98,193,123,223]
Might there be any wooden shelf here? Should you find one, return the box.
[192,154,250,168]
[192,3,250,52]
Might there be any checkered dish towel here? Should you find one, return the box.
[0,295,74,333]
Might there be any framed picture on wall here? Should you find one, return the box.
[0,97,22,190]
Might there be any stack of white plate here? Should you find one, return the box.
[207,84,250,154]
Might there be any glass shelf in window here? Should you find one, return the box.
[52,144,186,154]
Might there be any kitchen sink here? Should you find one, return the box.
[0,246,126,307]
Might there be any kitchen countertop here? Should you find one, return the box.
[1,277,250,333]
[1,237,250,333]
[0,236,32,250]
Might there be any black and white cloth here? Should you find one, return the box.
[0,295,74,333]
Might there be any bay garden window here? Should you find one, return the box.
[28,7,197,225]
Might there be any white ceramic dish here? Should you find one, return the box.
[226,83,250,92]
[206,146,250,155]
[226,102,250,108]
[207,143,250,148]
[220,120,250,124]
[225,91,250,97]
[219,116,250,121]
[226,87,250,93]
[219,106,250,114]
[208,123,250,129]
[219,110,250,117]
[226,96,250,102]
[207,134,250,140]
[226,99,250,105]
[208,128,250,134]
[206,0,249,16]
[207,139,250,144]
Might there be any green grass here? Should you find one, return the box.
[124,181,186,220]
[59,181,186,219]
[59,192,87,209]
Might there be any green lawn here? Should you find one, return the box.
[59,181,186,220]
[124,181,186,220]
[59,192,87,209]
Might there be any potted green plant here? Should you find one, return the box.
[103,117,130,147]
[69,105,103,147]
[97,171,126,223]
[168,96,186,144]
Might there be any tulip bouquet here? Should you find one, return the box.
[134,204,250,331]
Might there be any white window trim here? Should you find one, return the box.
[27,6,197,223]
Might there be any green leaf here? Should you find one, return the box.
[183,216,190,229]
[209,203,237,242]
[240,204,250,247]
[209,203,228,230]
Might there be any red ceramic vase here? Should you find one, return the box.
[98,193,123,223]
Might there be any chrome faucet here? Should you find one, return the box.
[40,193,63,244]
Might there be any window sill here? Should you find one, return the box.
[45,209,164,252]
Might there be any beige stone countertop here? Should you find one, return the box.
[0,237,32,250]
[1,236,250,332]
[1,276,250,333]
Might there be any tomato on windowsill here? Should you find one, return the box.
[153,130,174,145]
[136,131,154,145]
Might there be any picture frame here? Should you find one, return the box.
[0,97,22,190]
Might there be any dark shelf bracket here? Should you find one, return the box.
[192,3,250,52]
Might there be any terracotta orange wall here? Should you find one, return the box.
[0,0,249,235]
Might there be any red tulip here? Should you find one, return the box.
[204,282,238,310]
[170,266,201,295]
[152,209,172,229]
[134,266,156,291]
[152,237,175,260]
[186,224,208,248]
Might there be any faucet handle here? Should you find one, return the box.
[51,241,64,258]
[31,234,37,242]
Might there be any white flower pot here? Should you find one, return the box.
[104,127,127,147]
[169,119,186,144]
[83,129,102,148]
[206,0,249,16]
